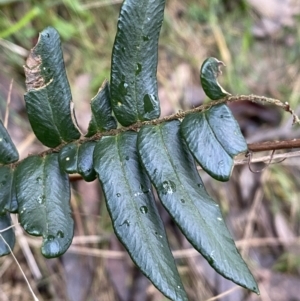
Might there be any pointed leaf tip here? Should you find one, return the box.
[93,131,188,301]
[138,121,258,293]
[86,80,117,137]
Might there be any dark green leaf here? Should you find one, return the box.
[59,142,79,174]
[181,104,248,181]
[86,80,117,137]
[93,131,188,301]
[59,142,96,182]
[0,120,19,164]
[0,165,18,214]
[0,213,15,257]
[24,27,80,148]
[16,154,74,258]
[110,0,165,126]
[200,57,231,100]
[77,142,96,182]
[137,121,259,294]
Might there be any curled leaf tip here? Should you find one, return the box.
[200,57,231,100]
[215,58,226,75]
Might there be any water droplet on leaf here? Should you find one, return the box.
[161,180,176,195]
[118,76,128,96]
[155,232,163,238]
[139,206,148,214]
[135,63,142,75]
[120,220,130,227]
[37,195,45,204]
[57,230,64,238]
[180,199,185,203]
[47,235,55,241]
[139,184,150,194]
[116,193,121,197]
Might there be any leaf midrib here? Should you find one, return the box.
[158,124,214,243]
[115,133,172,288]
[158,123,253,287]
[133,0,150,121]
[203,110,232,158]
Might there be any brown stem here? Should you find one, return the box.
[10,93,300,168]
[248,139,300,152]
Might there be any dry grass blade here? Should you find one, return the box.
[240,172,268,258]
[0,234,39,301]
[11,215,42,280]
[0,39,29,57]
[81,0,123,10]
[204,286,241,301]
[4,79,13,128]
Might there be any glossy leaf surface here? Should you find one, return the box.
[138,121,258,294]
[59,143,79,174]
[0,165,18,214]
[110,0,165,126]
[16,154,74,258]
[59,142,96,182]
[86,80,117,137]
[181,104,248,181]
[77,141,96,182]
[94,131,188,301]
[0,120,19,164]
[200,57,231,100]
[0,213,15,257]
[24,27,80,148]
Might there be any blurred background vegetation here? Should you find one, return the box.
[0,0,300,300]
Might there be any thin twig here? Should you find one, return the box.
[24,235,300,258]
[8,93,300,168]
[248,139,300,152]
[246,150,275,173]
[234,150,300,166]
[0,223,17,233]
